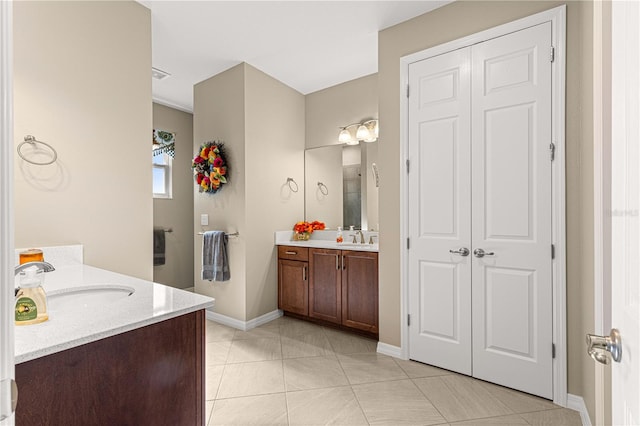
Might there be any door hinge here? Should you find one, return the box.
[552,343,556,358]
[551,244,555,259]
[407,237,410,250]
[406,84,410,98]
[406,159,410,174]
[550,46,555,63]
[550,142,556,161]
[408,314,411,326]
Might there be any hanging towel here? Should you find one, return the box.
[153,227,165,266]
[202,230,230,281]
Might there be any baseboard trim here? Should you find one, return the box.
[567,394,592,426]
[377,342,406,359]
[205,309,283,331]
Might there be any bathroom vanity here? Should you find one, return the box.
[13,247,213,425]
[277,233,378,338]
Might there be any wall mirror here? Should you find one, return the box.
[305,142,378,230]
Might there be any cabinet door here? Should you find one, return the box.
[278,259,308,316]
[309,248,341,324]
[342,251,378,333]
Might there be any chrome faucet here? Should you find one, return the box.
[14,261,55,276]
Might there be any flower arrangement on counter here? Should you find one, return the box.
[192,141,228,194]
[292,220,325,240]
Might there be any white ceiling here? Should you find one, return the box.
[139,1,451,112]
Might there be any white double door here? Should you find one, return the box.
[408,23,553,399]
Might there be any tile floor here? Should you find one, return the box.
[205,316,582,426]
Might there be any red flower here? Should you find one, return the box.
[194,156,204,164]
[293,220,325,234]
[311,221,325,231]
[196,173,204,184]
[213,157,224,167]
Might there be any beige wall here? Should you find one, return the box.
[193,64,247,319]
[305,73,378,149]
[13,1,152,280]
[244,65,305,320]
[193,63,305,321]
[378,0,595,418]
[153,103,194,289]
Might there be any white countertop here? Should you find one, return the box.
[15,264,214,364]
[274,230,379,252]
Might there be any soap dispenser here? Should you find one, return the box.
[15,266,49,325]
[336,227,343,243]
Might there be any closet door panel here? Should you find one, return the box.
[408,47,472,375]
[471,22,553,399]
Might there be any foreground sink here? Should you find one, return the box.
[48,285,135,311]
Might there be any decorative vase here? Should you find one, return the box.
[293,232,311,241]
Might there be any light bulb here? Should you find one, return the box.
[338,128,352,143]
[356,124,370,140]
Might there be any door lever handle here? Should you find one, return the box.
[0,379,17,421]
[473,248,495,258]
[586,329,622,364]
[449,248,470,256]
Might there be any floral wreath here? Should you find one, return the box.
[192,141,228,193]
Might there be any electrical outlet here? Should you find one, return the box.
[200,214,209,226]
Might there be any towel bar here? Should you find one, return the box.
[197,231,239,237]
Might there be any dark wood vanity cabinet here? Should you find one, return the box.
[309,248,343,324]
[341,250,379,334]
[15,310,205,426]
[278,246,309,316]
[278,245,378,336]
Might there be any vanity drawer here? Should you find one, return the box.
[278,246,309,262]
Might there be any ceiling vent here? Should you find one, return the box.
[152,67,171,80]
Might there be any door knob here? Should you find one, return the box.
[473,248,495,258]
[449,247,470,256]
[586,329,622,364]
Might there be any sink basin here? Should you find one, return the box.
[48,285,135,311]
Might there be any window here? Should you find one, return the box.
[152,129,175,199]
[153,149,172,198]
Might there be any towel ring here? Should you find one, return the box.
[17,135,58,166]
[317,181,328,195]
[286,177,299,193]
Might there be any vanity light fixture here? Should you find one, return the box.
[338,119,379,145]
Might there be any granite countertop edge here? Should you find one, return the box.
[15,264,214,364]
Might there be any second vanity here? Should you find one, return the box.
[275,231,378,338]
[13,245,214,425]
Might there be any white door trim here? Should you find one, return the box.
[0,1,15,424]
[592,1,611,424]
[399,5,567,406]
